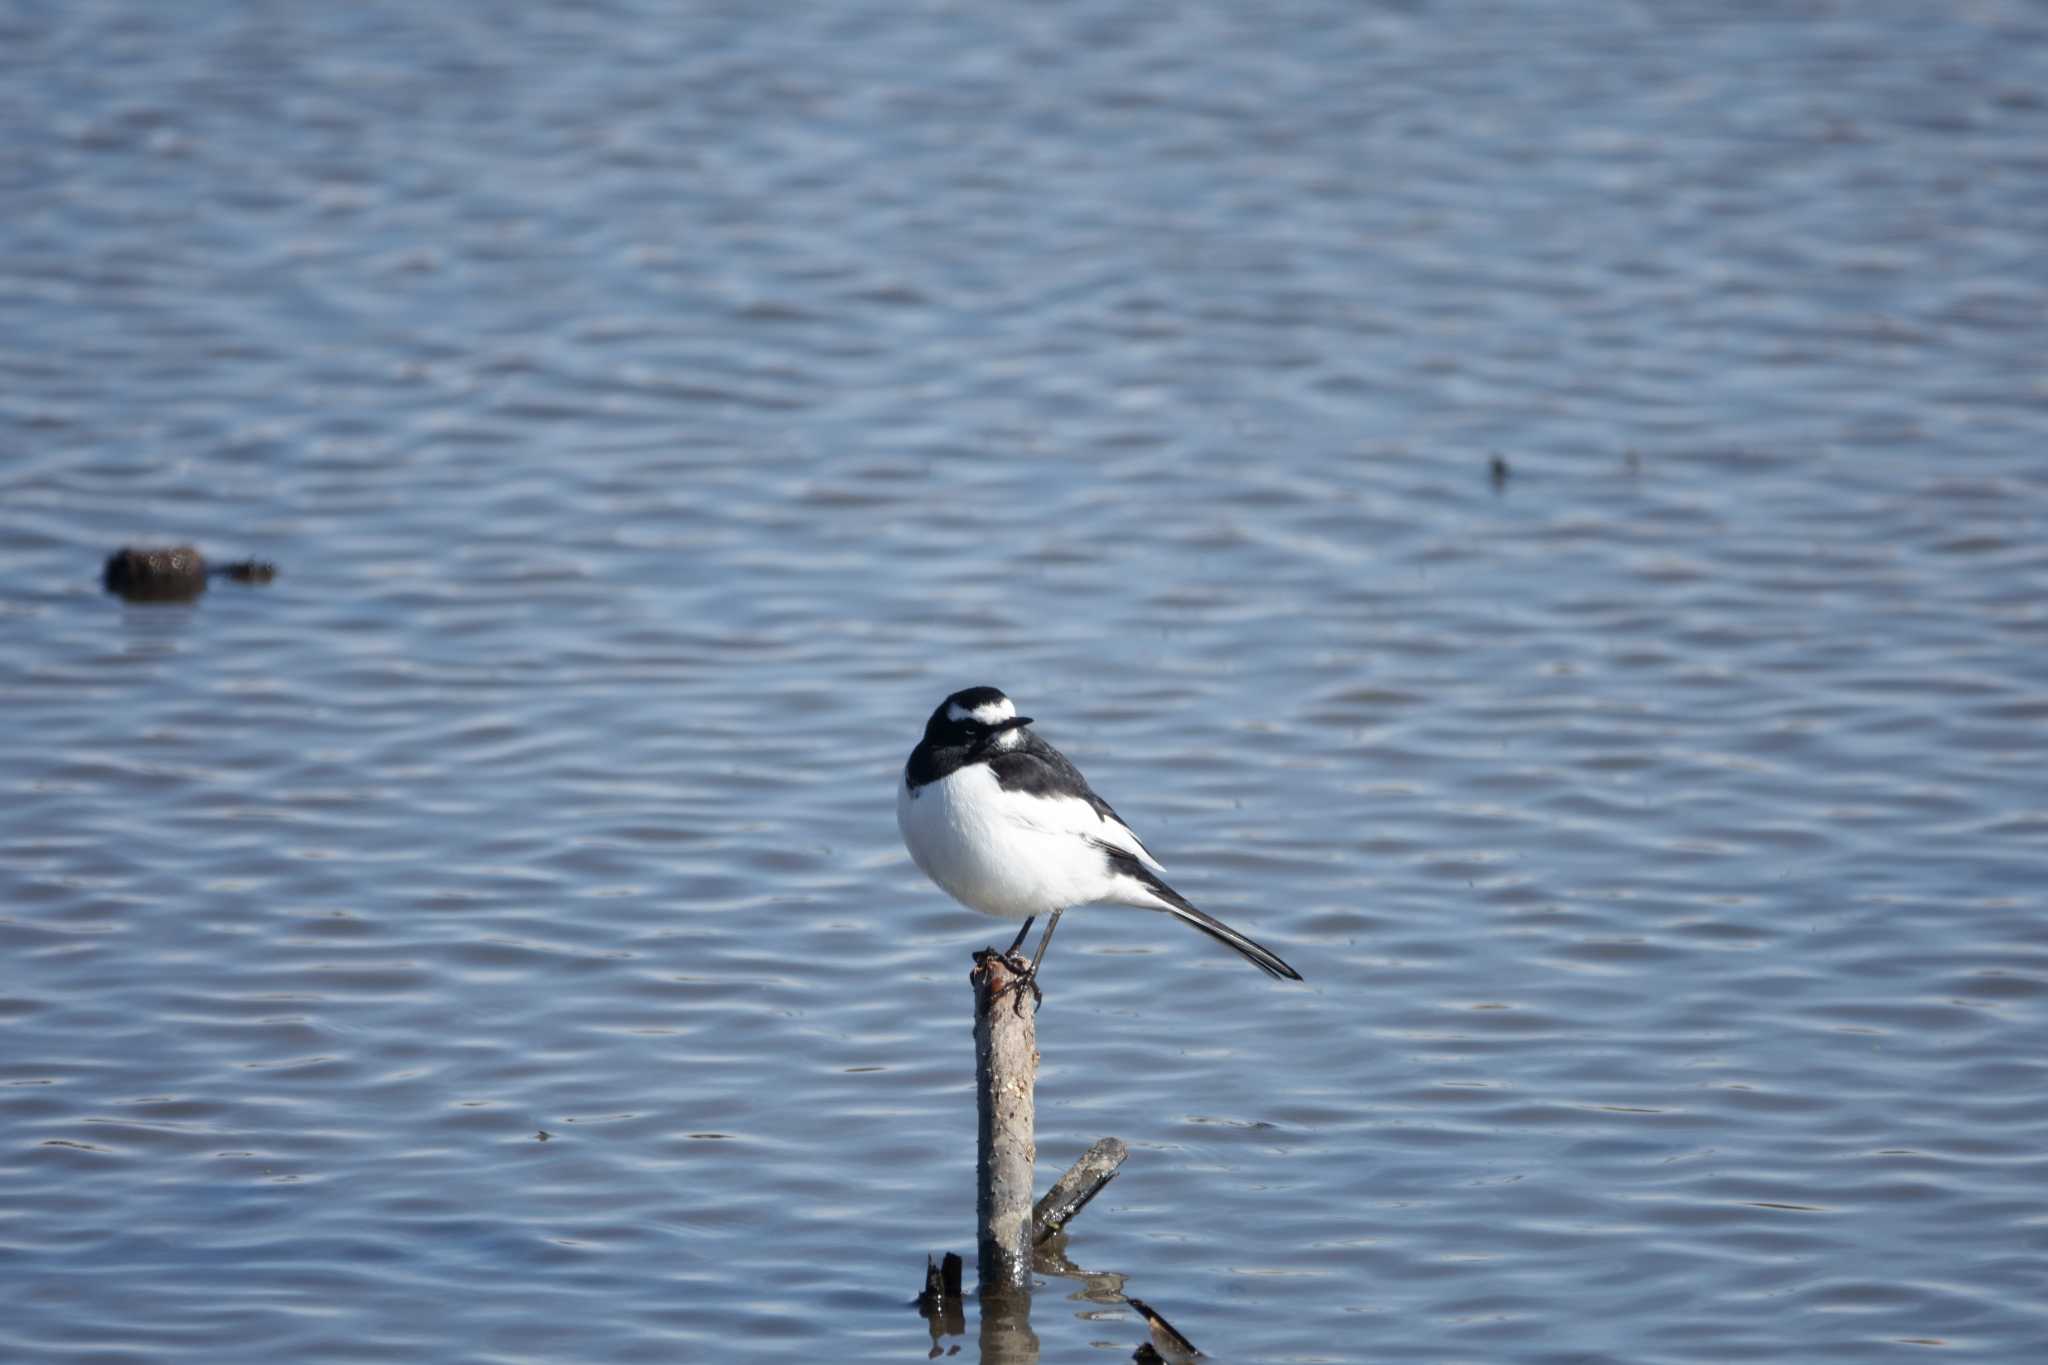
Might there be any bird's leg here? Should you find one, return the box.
[1001,916,1035,970]
[1023,909,1061,982]
[993,908,1060,1013]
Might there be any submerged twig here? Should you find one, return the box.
[1033,1136,1127,1244]
[1128,1297,1204,1361]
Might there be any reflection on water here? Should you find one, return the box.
[916,1247,1162,1364]
[5,0,2048,1361]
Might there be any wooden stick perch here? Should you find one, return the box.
[972,948,1037,1296]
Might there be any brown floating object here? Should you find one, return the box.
[103,546,277,601]
[104,545,208,600]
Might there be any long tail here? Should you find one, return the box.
[1161,897,1303,981]
[1100,845,1303,981]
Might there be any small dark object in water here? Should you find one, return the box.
[103,545,208,600]
[1128,1298,1203,1360]
[915,1251,964,1314]
[914,1250,966,1346]
[215,558,277,584]
[1489,454,1511,490]
[103,546,278,601]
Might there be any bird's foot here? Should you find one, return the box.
[975,948,1043,1014]
[995,970,1048,1015]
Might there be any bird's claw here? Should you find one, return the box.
[980,949,1042,1013]
[994,971,1042,1014]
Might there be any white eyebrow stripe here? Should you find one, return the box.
[948,696,1017,725]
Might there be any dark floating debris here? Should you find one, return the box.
[103,545,277,602]
[215,557,277,584]
[1128,1297,1203,1361]
[103,545,205,600]
[915,1250,964,1313]
[1488,454,1511,491]
[915,1251,966,1346]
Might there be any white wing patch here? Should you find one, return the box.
[996,786,1164,873]
[1100,814,1164,873]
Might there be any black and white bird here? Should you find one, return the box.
[897,686,1303,995]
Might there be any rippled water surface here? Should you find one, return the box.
[5,2,2047,1361]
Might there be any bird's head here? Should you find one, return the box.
[924,686,1033,753]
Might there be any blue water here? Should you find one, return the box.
[3,2,2046,1361]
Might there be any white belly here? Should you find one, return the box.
[897,763,1123,920]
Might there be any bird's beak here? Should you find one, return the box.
[974,716,1032,751]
